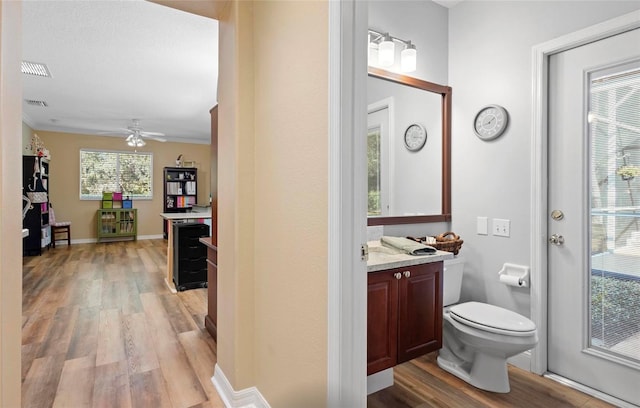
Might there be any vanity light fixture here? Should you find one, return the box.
[368,29,417,73]
[401,42,417,73]
[378,33,395,67]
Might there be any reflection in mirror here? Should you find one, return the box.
[367,67,451,225]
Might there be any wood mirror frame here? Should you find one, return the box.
[367,67,452,225]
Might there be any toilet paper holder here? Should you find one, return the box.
[498,263,530,287]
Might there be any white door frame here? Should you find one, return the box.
[327,0,368,406]
[530,9,640,376]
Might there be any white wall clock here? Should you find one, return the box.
[473,105,509,141]
[404,123,427,151]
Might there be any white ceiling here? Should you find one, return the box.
[22,0,219,145]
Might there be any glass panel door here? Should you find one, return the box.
[590,63,640,364]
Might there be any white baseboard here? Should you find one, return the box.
[508,350,532,371]
[544,373,637,408]
[367,368,393,395]
[212,364,270,408]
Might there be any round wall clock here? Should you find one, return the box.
[473,105,509,140]
[404,123,427,151]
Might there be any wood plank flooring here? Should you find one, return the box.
[23,240,621,407]
[368,353,617,408]
[22,240,224,408]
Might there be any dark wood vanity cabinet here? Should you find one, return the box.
[367,261,443,375]
[205,245,217,340]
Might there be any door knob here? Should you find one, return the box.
[549,234,565,246]
[403,271,411,278]
[394,272,402,280]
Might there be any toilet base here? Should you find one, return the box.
[437,352,510,393]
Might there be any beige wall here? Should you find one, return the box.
[22,121,34,154]
[32,130,210,239]
[252,1,328,404]
[216,0,256,390]
[0,1,24,406]
[216,0,329,405]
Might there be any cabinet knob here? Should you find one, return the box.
[403,271,411,278]
[394,272,402,280]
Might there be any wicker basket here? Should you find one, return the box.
[408,232,464,255]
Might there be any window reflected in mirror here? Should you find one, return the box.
[368,125,382,216]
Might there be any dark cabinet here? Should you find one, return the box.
[173,223,209,291]
[367,261,443,375]
[23,156,50,256]
[204,245,217,341]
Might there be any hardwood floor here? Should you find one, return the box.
[21,240,224,408]
[368,353,617,408]
[22,240,621,407]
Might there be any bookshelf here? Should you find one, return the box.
[163,167,198,238]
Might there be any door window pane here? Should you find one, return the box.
[589,64,640,363]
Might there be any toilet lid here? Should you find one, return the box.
[449,302,536,336]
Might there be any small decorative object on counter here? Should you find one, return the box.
[407,232,464,255]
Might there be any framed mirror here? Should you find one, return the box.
[367,67,451,225]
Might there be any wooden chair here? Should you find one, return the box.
[49,203,71,248]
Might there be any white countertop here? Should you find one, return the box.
[367,240,453,272]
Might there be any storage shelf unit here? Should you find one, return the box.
[97,209,137,242]
[173,222,209,291]
[163,167,198,238]
[23,156,50,256]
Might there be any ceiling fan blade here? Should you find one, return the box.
[139,131,165,137]
[141,135,167,142]
[97,131,129,136]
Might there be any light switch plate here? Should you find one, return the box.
[493,218,511,237]
[477,216,488,235]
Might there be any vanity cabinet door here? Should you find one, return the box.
[397,262,443,363]
[367,271,399,375]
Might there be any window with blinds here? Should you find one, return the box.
[80,149,153,200]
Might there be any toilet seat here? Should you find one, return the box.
[449,302,536,337]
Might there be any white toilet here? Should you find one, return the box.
[438,257,538,393]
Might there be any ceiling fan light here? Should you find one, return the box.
[127,135,145,147]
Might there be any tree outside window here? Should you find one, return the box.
[80,149,153,199]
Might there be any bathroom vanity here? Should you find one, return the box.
[367,241,453,375]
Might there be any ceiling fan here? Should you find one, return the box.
[99,119,167,146]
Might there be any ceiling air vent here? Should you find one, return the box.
[21,61,51,78]
[25,99,48,107]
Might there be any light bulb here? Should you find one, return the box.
[401,43,417,73]
[378,34,395,67]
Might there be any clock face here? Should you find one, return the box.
[404,124,427,151]
[474,105,509,140]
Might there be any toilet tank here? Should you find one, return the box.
[443,256,465,306]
